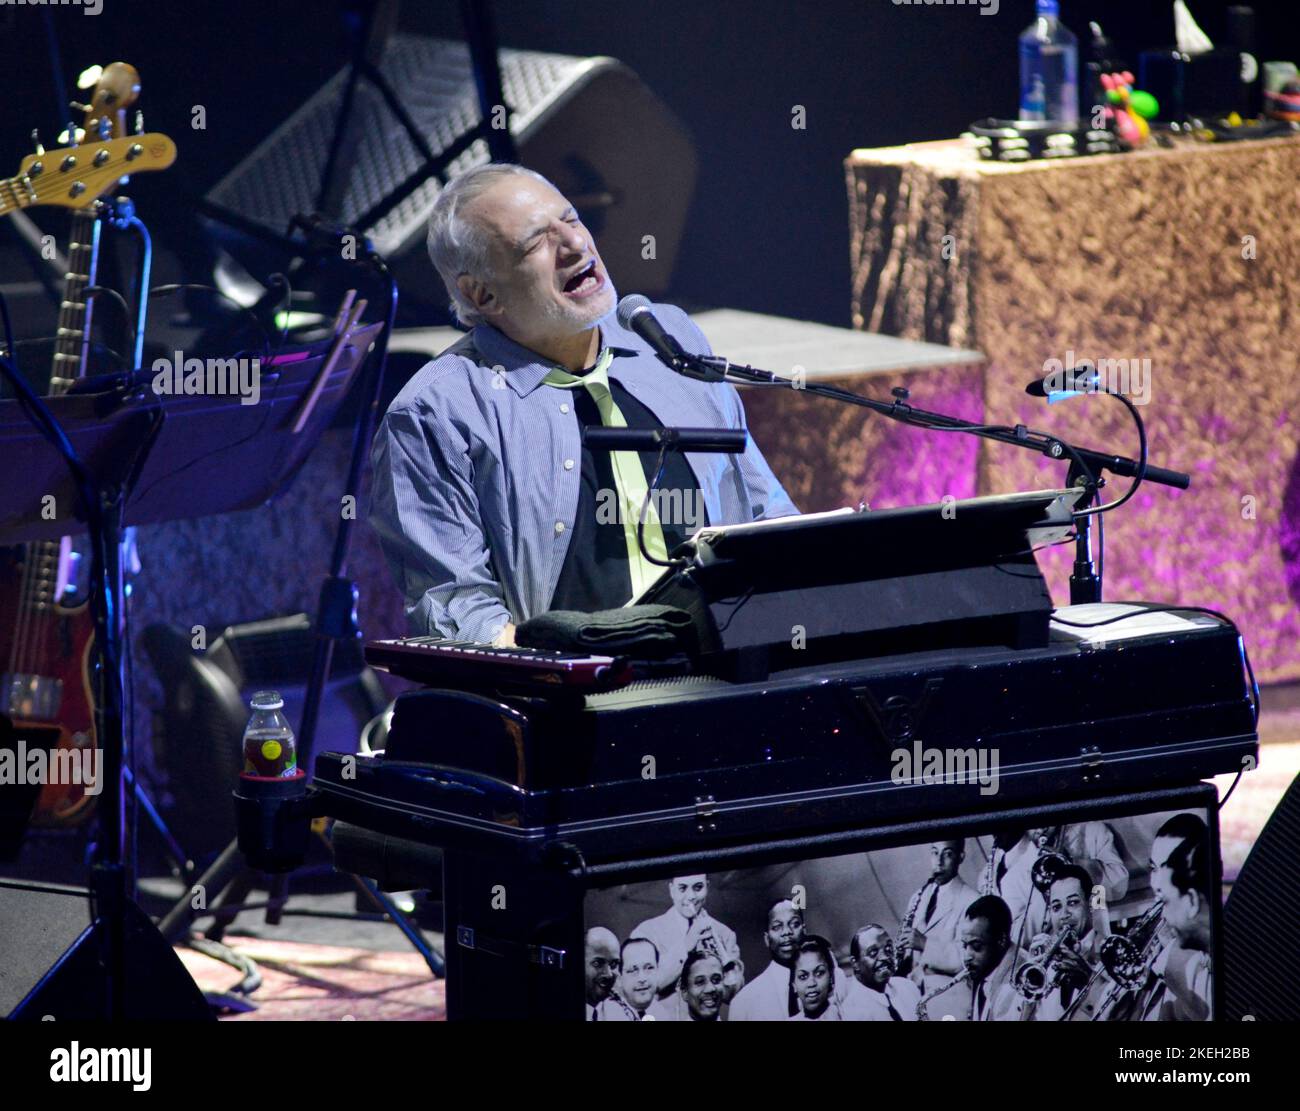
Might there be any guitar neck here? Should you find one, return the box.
[48,208,101,394]
[0,173,33,217]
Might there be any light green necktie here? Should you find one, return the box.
[544,348,668,599]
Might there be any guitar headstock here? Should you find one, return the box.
[80,61,141,142]
[7,134,177,212]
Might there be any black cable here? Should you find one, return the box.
[268,272,293,356]
[148,282,274,364]
[1072,392,1148,520]
[125,559,138,903]
[1047,602,1184,628]
[1218,767,1245,811]
[83,284,137,356]
[1097,503,1104,585]
[636,443,688,571]
[0,288,15,362]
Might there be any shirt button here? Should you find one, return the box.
[559,403,570,414]
[563,459,575,471]
[554,521,566,535]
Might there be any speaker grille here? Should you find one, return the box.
[1222,772,1300,1019]
[207,35,617,257]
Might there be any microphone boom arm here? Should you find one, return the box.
[671,348,1188,492]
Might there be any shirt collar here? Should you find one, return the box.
[471,312,639,397]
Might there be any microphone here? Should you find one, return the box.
[1025,366,1102,401]
[616,295,727,382]
[617,294,688,367]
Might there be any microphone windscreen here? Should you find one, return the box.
[616,293,652,330]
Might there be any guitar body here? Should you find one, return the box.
[0,552,98,825]
[0,62,158,829]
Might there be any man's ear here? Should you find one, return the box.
[457,274,499,317]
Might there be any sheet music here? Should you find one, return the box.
[1050,603,1219,644]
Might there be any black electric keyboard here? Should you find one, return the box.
[314,495,1257,864]
[321,605,1258,862]
[364,636,634,695]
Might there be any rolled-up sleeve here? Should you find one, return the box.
[369,402,513,643]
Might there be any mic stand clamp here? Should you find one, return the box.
[1065,458,1103,605]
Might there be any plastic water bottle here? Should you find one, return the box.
[1019,0,1079,123]
[242,690,299,778]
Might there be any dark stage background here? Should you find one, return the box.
[2,0,1294,327]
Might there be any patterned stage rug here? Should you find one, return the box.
[177,938,445,1021]
[172,744,1297,1020]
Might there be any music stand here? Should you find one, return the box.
[0,324,379,1019]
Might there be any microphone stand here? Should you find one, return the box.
[659,350,1188,604]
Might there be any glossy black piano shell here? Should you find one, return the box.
[312,615,1257,860]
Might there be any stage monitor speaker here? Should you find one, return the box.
[142,613,385,864]
[1222,772,1300,1020]
[205,35,697,313]
[0,879,211,1020]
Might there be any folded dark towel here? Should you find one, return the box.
[516,604,698,660]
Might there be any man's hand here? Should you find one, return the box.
[685,914,717,955]
[1053,945,1092,983]
[493,623,517,647]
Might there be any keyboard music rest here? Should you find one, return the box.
[635,488,1084,680]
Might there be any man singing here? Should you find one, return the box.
[370,163,797,644]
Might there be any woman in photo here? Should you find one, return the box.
[789,935,842,1021]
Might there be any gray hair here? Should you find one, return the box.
[426,162,559,328]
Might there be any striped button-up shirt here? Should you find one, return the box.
[368,301,799,642]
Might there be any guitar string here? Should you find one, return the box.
[4,150,150,214]
[10,210,94,714]
[36,213,94,688]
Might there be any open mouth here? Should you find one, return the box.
[561,260,601,297]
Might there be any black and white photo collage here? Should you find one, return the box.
[583,807,1214,1021]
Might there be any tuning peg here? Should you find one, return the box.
[69,100,90,114]
[61,121,80,147]
[31,129,44,156]
[134,109,145,135]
